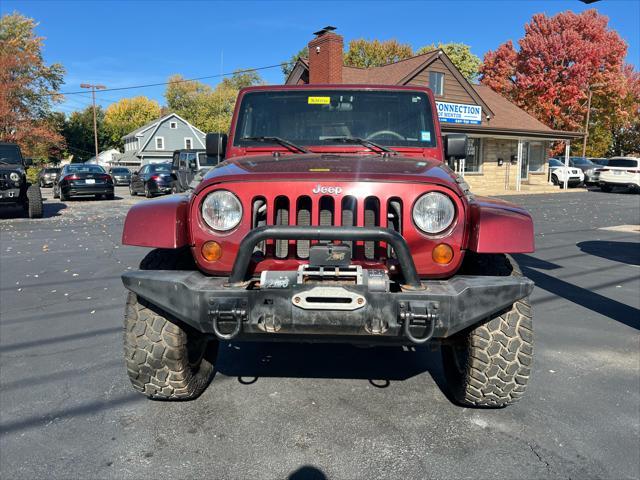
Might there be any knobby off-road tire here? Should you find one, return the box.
[442,254,533,408]
[26,184,43,218]
[123,248,218,400]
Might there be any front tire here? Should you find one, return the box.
[442,254,533,408]
[26,184,43,218]
[144,182,153,198]
[124,292,218,400]
[129,183,136,196]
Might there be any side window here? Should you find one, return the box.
[179,152,188,169]
[172,152,180,168]
[187,153,197,170]
[429,71,444,96]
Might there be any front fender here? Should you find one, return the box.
[122,195,190,248]
[467,196,534,253]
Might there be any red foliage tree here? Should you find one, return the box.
[480,9,631,140]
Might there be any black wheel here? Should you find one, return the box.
[144,182,153,198]
[53,185,59,199]
[59,189,68,201]
[124,248,216,400]
[600,184,612,192]
[551,174,559,186]
[26,184,43,218]
[129,183,136,196]
[171,183,179,194]
[442,254,533,408]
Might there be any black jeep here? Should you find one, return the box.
[0,142,43,218]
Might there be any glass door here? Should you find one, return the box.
[520,141,530,181]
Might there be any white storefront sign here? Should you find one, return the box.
[436,101,482,125]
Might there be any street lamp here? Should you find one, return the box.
[80,83,107,161]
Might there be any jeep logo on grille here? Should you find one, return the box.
[312,185,343,195]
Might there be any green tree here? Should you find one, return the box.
[165,70,262,134]
[0,12,65,160]
[281,46,308,78]
[104,96,161,149]
[344,38,413,68]
[417,42,482,81]
[62,106,110,161]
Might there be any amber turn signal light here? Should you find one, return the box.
[432,243,454,264]
[202,241,222,262]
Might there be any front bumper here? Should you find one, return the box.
[122,269,533,344]
[0,188,23,203]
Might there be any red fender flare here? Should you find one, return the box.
[122,195,190,248]
[467,196,535,253]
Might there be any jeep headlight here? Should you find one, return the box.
[413,192,455,234]
[201,190,242,231]
[9,172,20,183]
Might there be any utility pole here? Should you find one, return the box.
[582,82,605,158]
[80,83,106,160]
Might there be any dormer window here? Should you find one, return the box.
[155,137,164,150]
[169,121,177,129]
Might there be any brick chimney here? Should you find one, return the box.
[308,26,343,84]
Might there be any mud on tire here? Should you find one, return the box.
[442,254,533,408]
[124,248,217,400]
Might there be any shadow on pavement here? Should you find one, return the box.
[577,240,640,266]
[0,201,66,219]
[216,340,451,396]
[515,254,639,330]
[288,465,328,480]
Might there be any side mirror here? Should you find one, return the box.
[444,134,467,159]
[206,133,227,158]
[23,158,33,167]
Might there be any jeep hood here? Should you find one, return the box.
[196,153,463,195]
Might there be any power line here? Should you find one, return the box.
[41,62,290,97]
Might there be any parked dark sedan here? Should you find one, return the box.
[54,164,114,201]
[129,163,173,197]
[109,167,131,186]
[38,167,61,187]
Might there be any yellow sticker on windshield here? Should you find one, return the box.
[308,96,330,105]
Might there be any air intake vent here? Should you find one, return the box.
[274,196,289,258]
[296,196,312,258]
[364,197,379,259]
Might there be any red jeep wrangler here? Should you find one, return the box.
[121,85,534,407]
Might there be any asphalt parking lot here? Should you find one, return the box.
[1,186,639,479]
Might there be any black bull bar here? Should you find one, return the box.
[122,226,534,344]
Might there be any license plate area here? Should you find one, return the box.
[85,178,96,184]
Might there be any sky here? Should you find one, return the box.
[3,0,639,114]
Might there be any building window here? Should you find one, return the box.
[170,121,177,129]
[155,137,164,150]
[184,137,193,149]
[528,141,546,172]
[464,137,483,173]
[429,71,444,96]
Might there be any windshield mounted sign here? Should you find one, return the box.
[436,101,482,125]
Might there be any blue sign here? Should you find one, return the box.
[436,101,482,125]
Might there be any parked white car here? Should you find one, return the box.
[599,157,640,192]
[548,159,584,188]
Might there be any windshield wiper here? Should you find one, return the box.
[241,136,310,154]
[322,137,398,155]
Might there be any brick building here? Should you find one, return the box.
[285,29,583,195]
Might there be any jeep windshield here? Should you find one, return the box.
[234,90,437,149]
[0,144,23,164]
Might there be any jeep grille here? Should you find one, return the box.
[250,194,402,262]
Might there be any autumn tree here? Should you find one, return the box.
[165,70,262,134]
[480,9,631,154]
[344,38,413,68]
[0,12,65,160]
[104,96,161,149]
[417,42,482,81]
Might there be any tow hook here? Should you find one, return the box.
[399,302,438,344]
[209,300,247,340]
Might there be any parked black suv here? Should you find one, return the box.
[0,142,43,218]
